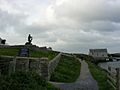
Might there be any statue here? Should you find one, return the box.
[28,34,33,44]
[1,39,6,44]
[25,34,33,45]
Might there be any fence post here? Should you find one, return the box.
[26,58,29,71]
[0,69,1,76]
[116,68,120,90]
[13,57,16,72]
[108,66,111,72]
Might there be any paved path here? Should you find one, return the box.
[50,59,99,90]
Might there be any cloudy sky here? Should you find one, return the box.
[0,0,120,53]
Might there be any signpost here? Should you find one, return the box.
[19,48,29,57]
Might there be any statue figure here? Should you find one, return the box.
[25,34,33,45]
[1,39,6,44]
[28,34,33,44]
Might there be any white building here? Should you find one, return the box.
[89,49,108,60]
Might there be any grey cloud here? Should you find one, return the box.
[0,9,26,32]
[51,0,120,34]
[52,29,120,53]
[16,24,48,35]
[0,9,49,39]
[54,0,120,23]
[81,21,120,32]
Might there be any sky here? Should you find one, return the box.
[0,0,120,53]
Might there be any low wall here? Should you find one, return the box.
[0,53,62,80]
[48,53,62,79]
[0,56,49,79]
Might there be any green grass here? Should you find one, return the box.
[0,48,19,56]
[74,54,93,61]
[29,49,58,60]
[87,61,114,90]
[50,55,81,83]
[0,71,59,90]
[0,48,58,60]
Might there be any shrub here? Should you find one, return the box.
[0,71,58,90]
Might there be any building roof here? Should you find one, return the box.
[89,49,107,53]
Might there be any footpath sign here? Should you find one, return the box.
[19,48,29,57]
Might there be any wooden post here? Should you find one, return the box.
[116,68,120,90]
[13,57,16,72]
[108,66,111,72]
[0,69,1,76]
[108,66,111,76]
[26,58,29,72]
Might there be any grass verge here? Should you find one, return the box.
[50,55,81,83]
[0,48,58,60]
[0,71,59,90]
[87,61,114,90]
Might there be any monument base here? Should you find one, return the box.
[25,42,32,45]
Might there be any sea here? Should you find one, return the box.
[98,61,120,73]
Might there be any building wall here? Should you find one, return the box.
[89,52,108,57]
[89,49,108,60]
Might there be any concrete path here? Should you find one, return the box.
[50,59,99,90]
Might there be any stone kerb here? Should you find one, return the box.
[48,53,62,80]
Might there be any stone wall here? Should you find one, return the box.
[0,56,49,79]
[48,53,62,79]
[0,53,62,80]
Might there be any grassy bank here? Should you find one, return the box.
[87,61,114,90]
[0,71,59,90]
[50,55,81,83]
[0,48,58,60]
[29,49,58,60]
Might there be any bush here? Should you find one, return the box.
[0,71,59,90]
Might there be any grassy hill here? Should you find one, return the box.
[0,48,58,60]
[50,55,81,83]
